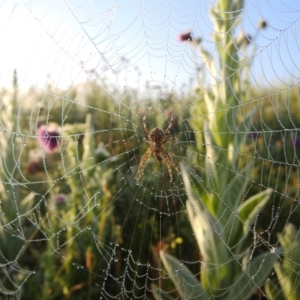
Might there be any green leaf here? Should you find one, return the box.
[186,199,228,263]
[232,108,257,167]
[219,163,252,224]
[226,189,272,254]
[274,263,299,300]
[225,251,278,300]
[181,163,239,291]
[265,280,285,300]
[277,223,300,253]
[274,224,300,299]
[160,251,209,300]
[199,49,217,92]
[186,200,235,292]
[19,191,36,215]
[180,163,215,214]
[203,123,220,191]
[239,188,272,234]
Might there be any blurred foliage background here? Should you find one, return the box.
[0,72,300,299]
[1,0,300,297]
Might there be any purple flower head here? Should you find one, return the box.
[27,149,44,174]
[178,30,193,42]
[54,194,68,204]
[292,139,300,146]
[38,124,60,153]
[26,160,43,175]
[250,132,259,139]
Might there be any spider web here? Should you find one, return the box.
[1,0,300,299]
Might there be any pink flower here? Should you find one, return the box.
[38,124,59,153]
[178,30,193,42]
[26,149,44,174]
[54,194,68,204]
[26,160,43,175]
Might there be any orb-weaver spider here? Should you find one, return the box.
[135,114,180,183]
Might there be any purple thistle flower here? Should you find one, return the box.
[27,149,44,174]
[250,132,259,139]
[292,139,300,146]
[38,124,59,153]
[54,194,68,204]
[26,160,43,175]
[178,30,193,42]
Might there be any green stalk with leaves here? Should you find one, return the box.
[156,1,277,299]
[0,70,37,295]
[265,223,300,300]
[35,114,116,299]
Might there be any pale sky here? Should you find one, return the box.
[0,0,299,91]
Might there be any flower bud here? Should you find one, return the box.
[258,19,267,29]
[178,30,193,42]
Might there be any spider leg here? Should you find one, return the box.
[135,148,152,183]
[163,114,174,137]
[161,148,180,182]
[143,138,151,144]
[142,115,149,136]
[162,114,175,144]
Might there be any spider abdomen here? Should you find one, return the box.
[154,153,162,161]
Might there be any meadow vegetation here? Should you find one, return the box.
[1,0,300,298]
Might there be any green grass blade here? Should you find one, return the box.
[160,251,209,300]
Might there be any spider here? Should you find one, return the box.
[135,114,180,183]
